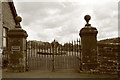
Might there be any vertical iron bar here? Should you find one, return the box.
[52,41,55,72]
[35,42,36,69]
[36,42,39,67]
[50,44,52,70]
[77,39,79,69]
[33,42,35,69]
[26,40,27,71]
[46,43,48,70]
[72,41,74,68]
[69,41,70,68]
[66,42,68,69]
[38,42,40,69]
[59,44,62,69]
[30,41,32,70]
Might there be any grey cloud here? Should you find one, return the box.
[15,2,66,26]
[14,1,118,43]
[15,2,81,28]
[92,2,118,39]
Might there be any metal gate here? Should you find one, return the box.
[27,39,81,71]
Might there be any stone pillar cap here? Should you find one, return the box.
[8,16,28,37]
[79,15,98,37]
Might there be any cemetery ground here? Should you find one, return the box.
[2,69,118,78]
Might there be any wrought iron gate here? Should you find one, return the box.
[27,39,81,71]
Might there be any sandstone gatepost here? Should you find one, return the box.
[7,16,28,72]
[79,15,99,72]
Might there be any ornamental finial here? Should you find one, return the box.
[84,15,91,26]
[15,16,22,28]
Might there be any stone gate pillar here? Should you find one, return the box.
[79,15,98,72]
[7,16,28,72]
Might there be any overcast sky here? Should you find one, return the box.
[13,0,119,43]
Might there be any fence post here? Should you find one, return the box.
[7,16,28,72]
[79,15,98,72]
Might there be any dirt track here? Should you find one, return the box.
[2,69,118,78]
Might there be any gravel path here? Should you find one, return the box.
[2,69,118,78]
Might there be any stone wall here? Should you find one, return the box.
[0,2,16,49]
[0,2,2,69]
[2,2,16,29]
[0,2,2,49]
[97,43,119,74]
